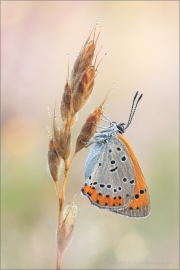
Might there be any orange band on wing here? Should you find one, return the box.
[117,133,150,210]
[82,184,125,207]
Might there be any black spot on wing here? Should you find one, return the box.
[110,166,118,172]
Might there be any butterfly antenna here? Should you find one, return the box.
[124,91,138,128]
[125,92,143,130]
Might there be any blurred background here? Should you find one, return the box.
[1,1,179,269]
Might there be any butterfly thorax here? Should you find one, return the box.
[96,121,124,136]
[86,122,125,147]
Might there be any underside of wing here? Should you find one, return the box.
[82,137,136,211]
[110,134,151,218]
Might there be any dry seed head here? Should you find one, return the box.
[57,202,77,254]
[47,139,61,182]
[52,112,71,161]
[59,123,71,160]
[69,111,77,127]
[70,26,97,92]
[53,117,60,142]
[60,81,73,124]
[53,121,71,161]
[72,66,95,113]
[75,92,110,153]
[70,40,95,91]
[75,107,102,153]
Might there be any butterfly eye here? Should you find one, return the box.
[116,123,125,133]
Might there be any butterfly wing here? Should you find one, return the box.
[110,133,151,218]
[82,136,136,210]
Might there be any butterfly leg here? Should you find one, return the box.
[81,141,88,145]
[85,137,107,148]
[101,114,112,123]
[100,118,110,123]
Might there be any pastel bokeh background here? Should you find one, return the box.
[1,1,179,269]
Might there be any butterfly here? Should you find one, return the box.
[81,92,150,218]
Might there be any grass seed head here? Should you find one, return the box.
[57,201,77,254]
[72,66,95,113]
[70,26,98,93]
[75,106,102,153]
[75,92,109,153]
[53,121,71,161]
[47,139,61,182]
[60,81,73,124]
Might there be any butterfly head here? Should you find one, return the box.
[114,122,125,134]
